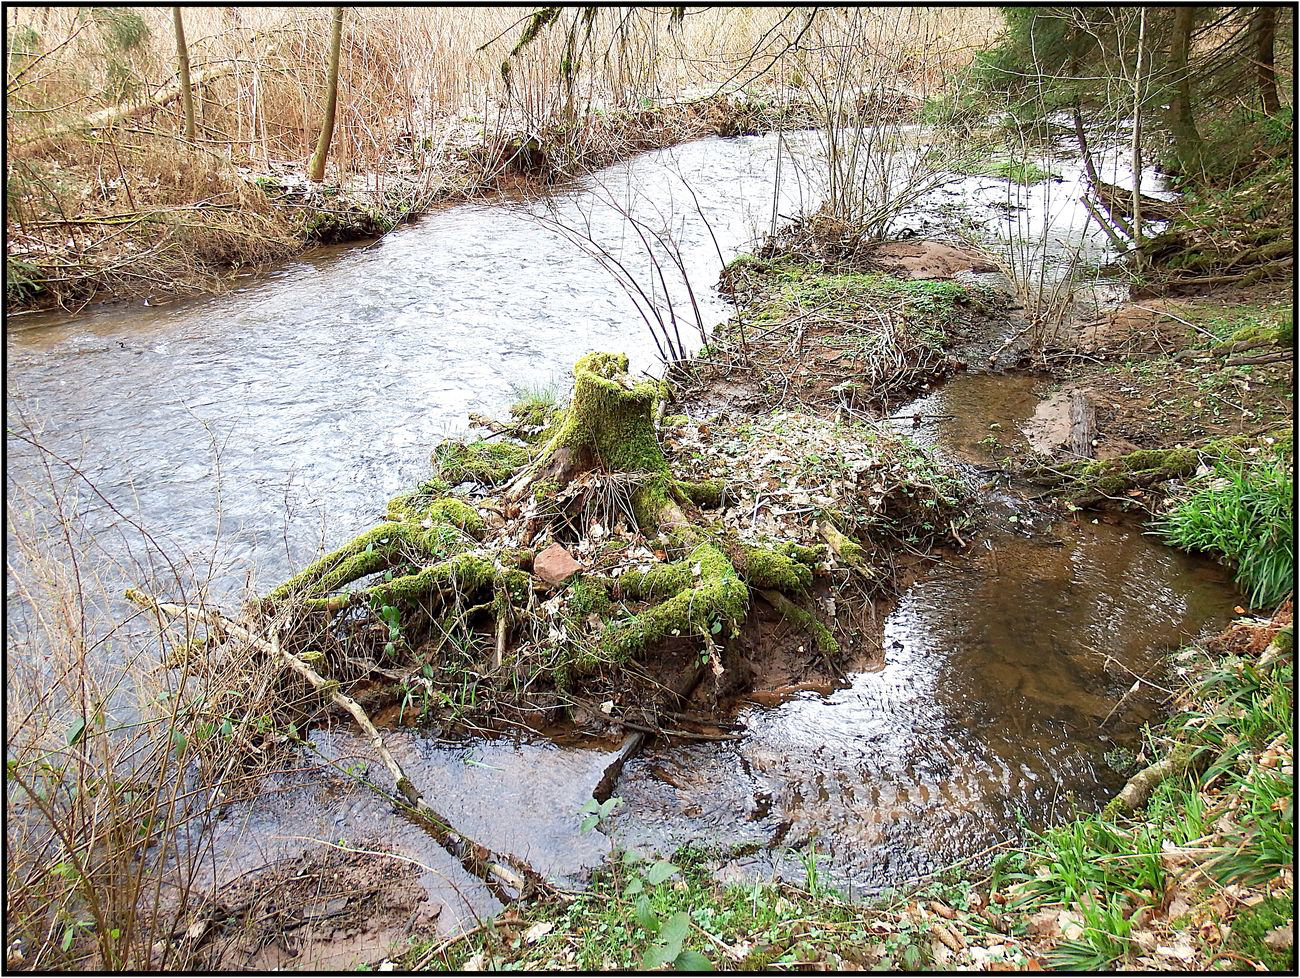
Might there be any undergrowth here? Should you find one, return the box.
[401,609,1293,973]
[1156,447,1294,608]
[1001,627,1293,970]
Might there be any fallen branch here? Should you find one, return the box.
[15,65,236,158]
[1104,744,1195,817]
[592,661,706,802]
[124,588,551,902]
[616,719,741,742]
[1225,350,1292,367]
[818,520,874,585]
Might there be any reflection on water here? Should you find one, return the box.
[201,729,615,933]
[612,502,1239,893]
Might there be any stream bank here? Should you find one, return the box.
[6,91,823,313]
[172,237,1260,970]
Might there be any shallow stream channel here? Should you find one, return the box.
[6,129,1242,959]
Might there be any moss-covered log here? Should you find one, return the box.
[1027,437,1286,507]
[759,588,839,657]
[1058,447,1200,503]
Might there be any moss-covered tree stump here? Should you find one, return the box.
[264,351,840,718]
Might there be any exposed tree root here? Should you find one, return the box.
[758,589,839,657]
[237,353,891,754]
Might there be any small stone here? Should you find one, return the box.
[534,543,581,585]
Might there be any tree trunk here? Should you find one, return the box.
[1130,9,1147,272]
[172,7,196,142]
[1252,6,1280,114]
[308,6,344,183]
[12,64,234,159]
[1165,4,1201,173]
[1074,105,1134,241]
[506,351,679,533]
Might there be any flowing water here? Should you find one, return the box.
[6,130,1238,932]
[7,133,822,614]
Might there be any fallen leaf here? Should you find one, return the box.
[1027,909,1058,937]
[1264,925,1293,950]
[1058,910,1084,941]
[524,921,554,944]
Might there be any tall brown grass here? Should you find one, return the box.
[5,7,1002,308]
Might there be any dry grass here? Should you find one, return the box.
[5,7,1003,309]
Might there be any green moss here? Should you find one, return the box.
[540,353,677,530]
[273,497,483,602]
[433,439,532,486]
[1219,317,1293,348]
[500,567,533,603]
[386,478,451,521]
[551,353,669,472]
[422,498,485,537]
[568,576,612,617]
[741,544,813,592]
[771,598,839,656]
[603,544,748,660]
[677,478,726,508]
[533,478,561,503]
[499,547,534,569]
[272,522,430,601]
[620,559,694,602]
[968,157,1055,183]
[829,531,865,562]
[1226,895,1294,971]
[1058,446,1201,499]
[774,541,826,565]
[511,399,560,429]
[366,553,496,606]
[728,261,975,350]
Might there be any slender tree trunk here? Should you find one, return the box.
[1165,4,1201,172]
[172,7,195,142]
[1252,6,1280,114]
[308,6,344,183]
[1130,9,1147,271]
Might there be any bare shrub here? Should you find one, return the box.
[4,424,316,970]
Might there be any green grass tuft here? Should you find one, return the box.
[1155,449,1293,608]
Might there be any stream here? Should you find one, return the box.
[5,129,1240,955]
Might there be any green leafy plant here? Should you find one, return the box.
[577,795,622,833]
[1155,449,1293,607]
